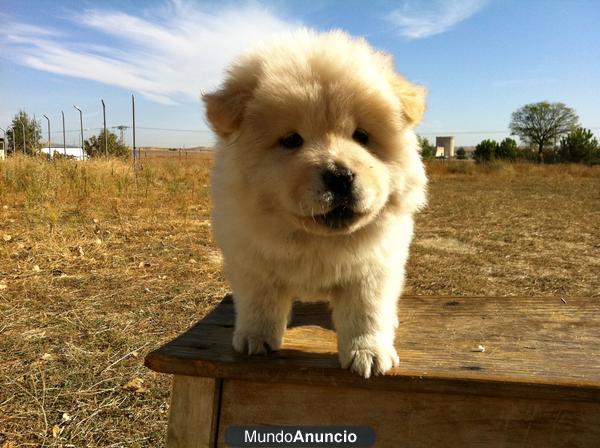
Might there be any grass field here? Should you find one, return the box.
[1,154,599,446]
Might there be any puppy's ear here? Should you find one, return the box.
[203,61,261,139]
[389,74,427,127]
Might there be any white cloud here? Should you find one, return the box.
[0,1,300,104]
[387,0,487,39]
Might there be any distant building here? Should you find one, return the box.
[41,147,87,160]
[435,136,455,158]
[0,138,5,160]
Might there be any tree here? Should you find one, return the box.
[455,147,467,159]
[473,139,497,163]
[558,127,599,164]
[509,102,578,163]
[6,110,42,155]
[418,136,435,159]
[84,131,130,158]
[496,137,518,160]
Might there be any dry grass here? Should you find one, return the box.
[1,155,599,446]
[0,154,226,446]
[411,160,600,297]
[139,148,212,161]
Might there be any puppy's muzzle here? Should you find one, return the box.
[316,164,360,229]
[322,164,356,205]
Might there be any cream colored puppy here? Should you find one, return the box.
[204,30,427,378]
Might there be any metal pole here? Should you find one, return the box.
[43,115,50,159]
[74,105,83,160]
[132,94,136,168]
[61,110,66,156]
[0,127,5,158]
[101,99,107,156]
[21,122,26,155]
[33,114,38,153]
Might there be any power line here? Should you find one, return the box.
[44,125,213,135]
[136,126,212,133]
[418,130,510,135]
[419,127,600,136]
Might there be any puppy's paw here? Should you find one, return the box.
[232,329,283,355]
[340,340,399,379]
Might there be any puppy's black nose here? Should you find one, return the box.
[322,165,355,198]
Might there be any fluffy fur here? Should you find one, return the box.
[204,30,427,378]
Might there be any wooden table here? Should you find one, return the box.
[145,295,600,447]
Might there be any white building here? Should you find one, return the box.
[41,147,87,160]
[435,136,455,158]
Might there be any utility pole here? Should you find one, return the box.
[21,121,26,154]
[33,114,38,153]
[74,105,84,159]
[43,115,51,159]
[115,125,128,144]
[101,99,107,156]
[132,94,137,169]
[61,110,66,156]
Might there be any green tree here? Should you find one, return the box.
[418,136,435,159]
[473,139,497,163]
[558,127,599,164]
[84,131,130,158]
[496,137,518,160]
[455,147,467,160]
[6,110,42,155]
[509,102,578,163]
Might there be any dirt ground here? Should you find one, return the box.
[0,155,598,446]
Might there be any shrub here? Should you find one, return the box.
[473,139,497,163]
[84,131,130,159]
[455,147,467,159]
[418,136,435,160]
[496,138,518,160]
[518,144,559,163]
[558,127,599,164]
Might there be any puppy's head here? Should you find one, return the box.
[205,30,427,235]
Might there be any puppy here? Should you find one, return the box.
[204,30,427,378]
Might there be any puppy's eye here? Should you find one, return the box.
[279,132,304,150]
[352,128,369,146]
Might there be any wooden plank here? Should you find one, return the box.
[146,295,600,401]
[166,375,221,448]
[217,378,600,448]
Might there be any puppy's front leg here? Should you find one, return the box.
[231,275,292,355]
[331,275,402,378]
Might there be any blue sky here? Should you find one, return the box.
[1,0,599,148]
